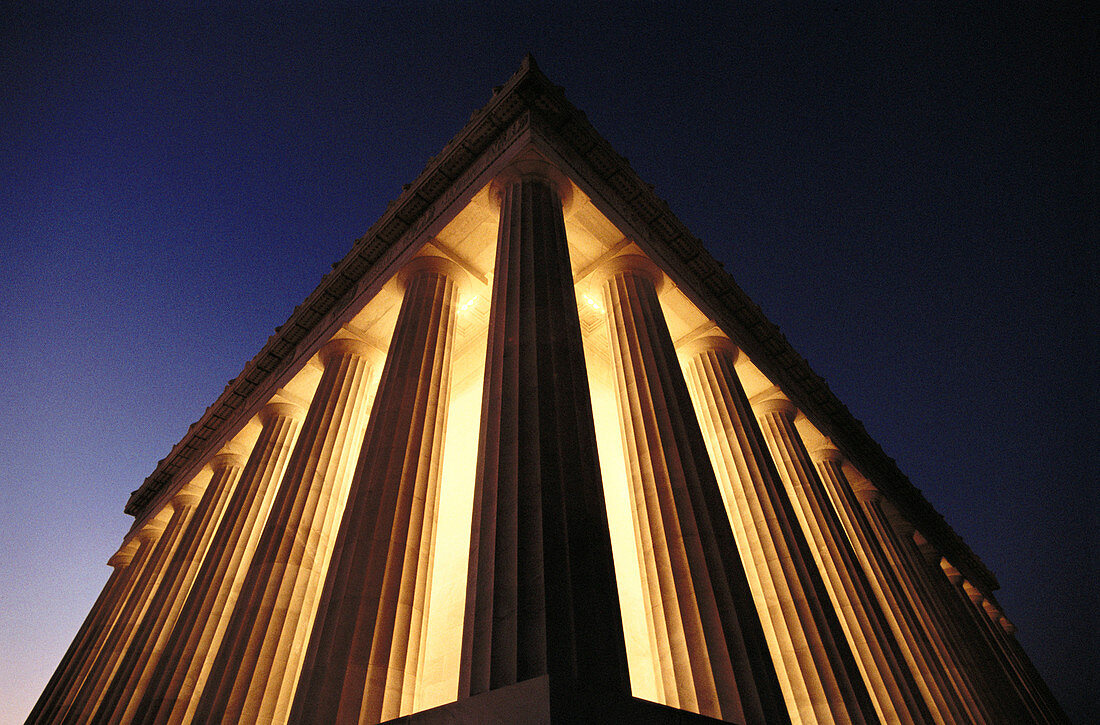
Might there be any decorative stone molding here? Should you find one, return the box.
[489,157,574,214]
[318,335,374,366]
[107,547,136,570]
[809,446,844,464]
[118,54,996,599]
[210,451,246,472]
[396,253,473,297]
[258,400,305,425]
[590,253,670,295]
[750,393,797,419]
[675,333,737,360]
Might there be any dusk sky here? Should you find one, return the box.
[2,3,1093,722]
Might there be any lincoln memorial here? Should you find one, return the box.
[28,56,1066,724]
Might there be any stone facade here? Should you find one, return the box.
[29,57,1066,724]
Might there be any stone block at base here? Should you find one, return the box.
[382,676,736,724]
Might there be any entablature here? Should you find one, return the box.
[123,55,996,593]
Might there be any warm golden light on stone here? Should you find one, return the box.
[30,57,1066,725]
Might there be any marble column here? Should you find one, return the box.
[27,538,146,723]
[969,594,1068,723]
[905,532,1025,722]
[820,465,991,724]
[960,581,1051,721]
[289,256,463,724]
[940,563,1049,723]
[600,257,790,723]
[685,350,915,724]
[65,491,197,722]
[459,161,632,711]
[95,451,246,723]
[195,336,376,724]
[719,393,873,724]
[135,401,305,725]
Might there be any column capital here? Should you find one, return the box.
[878,498,916,535]
[939,557,965,585]
[489,158,574,213]
[848,474,883,504]
[751,393,796,419]
[397,254,472,295]
[911,530,942,564]
[871,497,906,530]
[677,334,738,362]
[961,580,985,605]
[260,400,307,425]
[809,445,844,464]
[1000,615,1017,635]
[590,253,669,294]
[171,486,203,509]
[107,546,136,569]
[136,519,166,543]
[211,451,247,471]
[319,336,375,367]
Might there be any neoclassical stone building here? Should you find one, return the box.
[30,57,1064,724]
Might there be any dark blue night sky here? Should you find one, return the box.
[2,3,1093,721]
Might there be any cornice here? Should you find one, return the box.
[123,56,996,593]
[508,78,995,592]
[123,57,544,519]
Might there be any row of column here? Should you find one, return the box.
[30,250,465,724]
[30,161,1059,724]
[619,254,1062,723]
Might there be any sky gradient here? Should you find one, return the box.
[2,3,1093,722]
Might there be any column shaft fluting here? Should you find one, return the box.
[195,337,375,724]
[938,567,1040,722]
[959,581,1053,722]
[822,457,939,722]
[64,497,196,723]
[135,402,305,725]
[970,594,1068,723]
[459,166,631,705]
[289,257,460,724]
[981,602,1067,722]
[682,349,881,724]
[27,542,144,723]
[906,532,1024,722]
[839,480,993,724]
[602,259,788,723]
[93,454,244,723]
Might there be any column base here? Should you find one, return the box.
[385,676,736,724]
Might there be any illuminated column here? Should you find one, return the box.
[95,451,245,722]
[135,401,305,725]
[600,257,789,723]
[459,162,633,712]
[65,491,197,721]
[684,348,918,724]
[905,533,1026,722]
[688,386,852,724]
[195,336,376,724]
[27,539,144,723]
[988,608,1066,722]
[818,463,991,724]
[959,580,1051,722]
[41,532,161,724]
[940,563,1049,723]
[289,256,462,724]
[968,594,1068,723]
